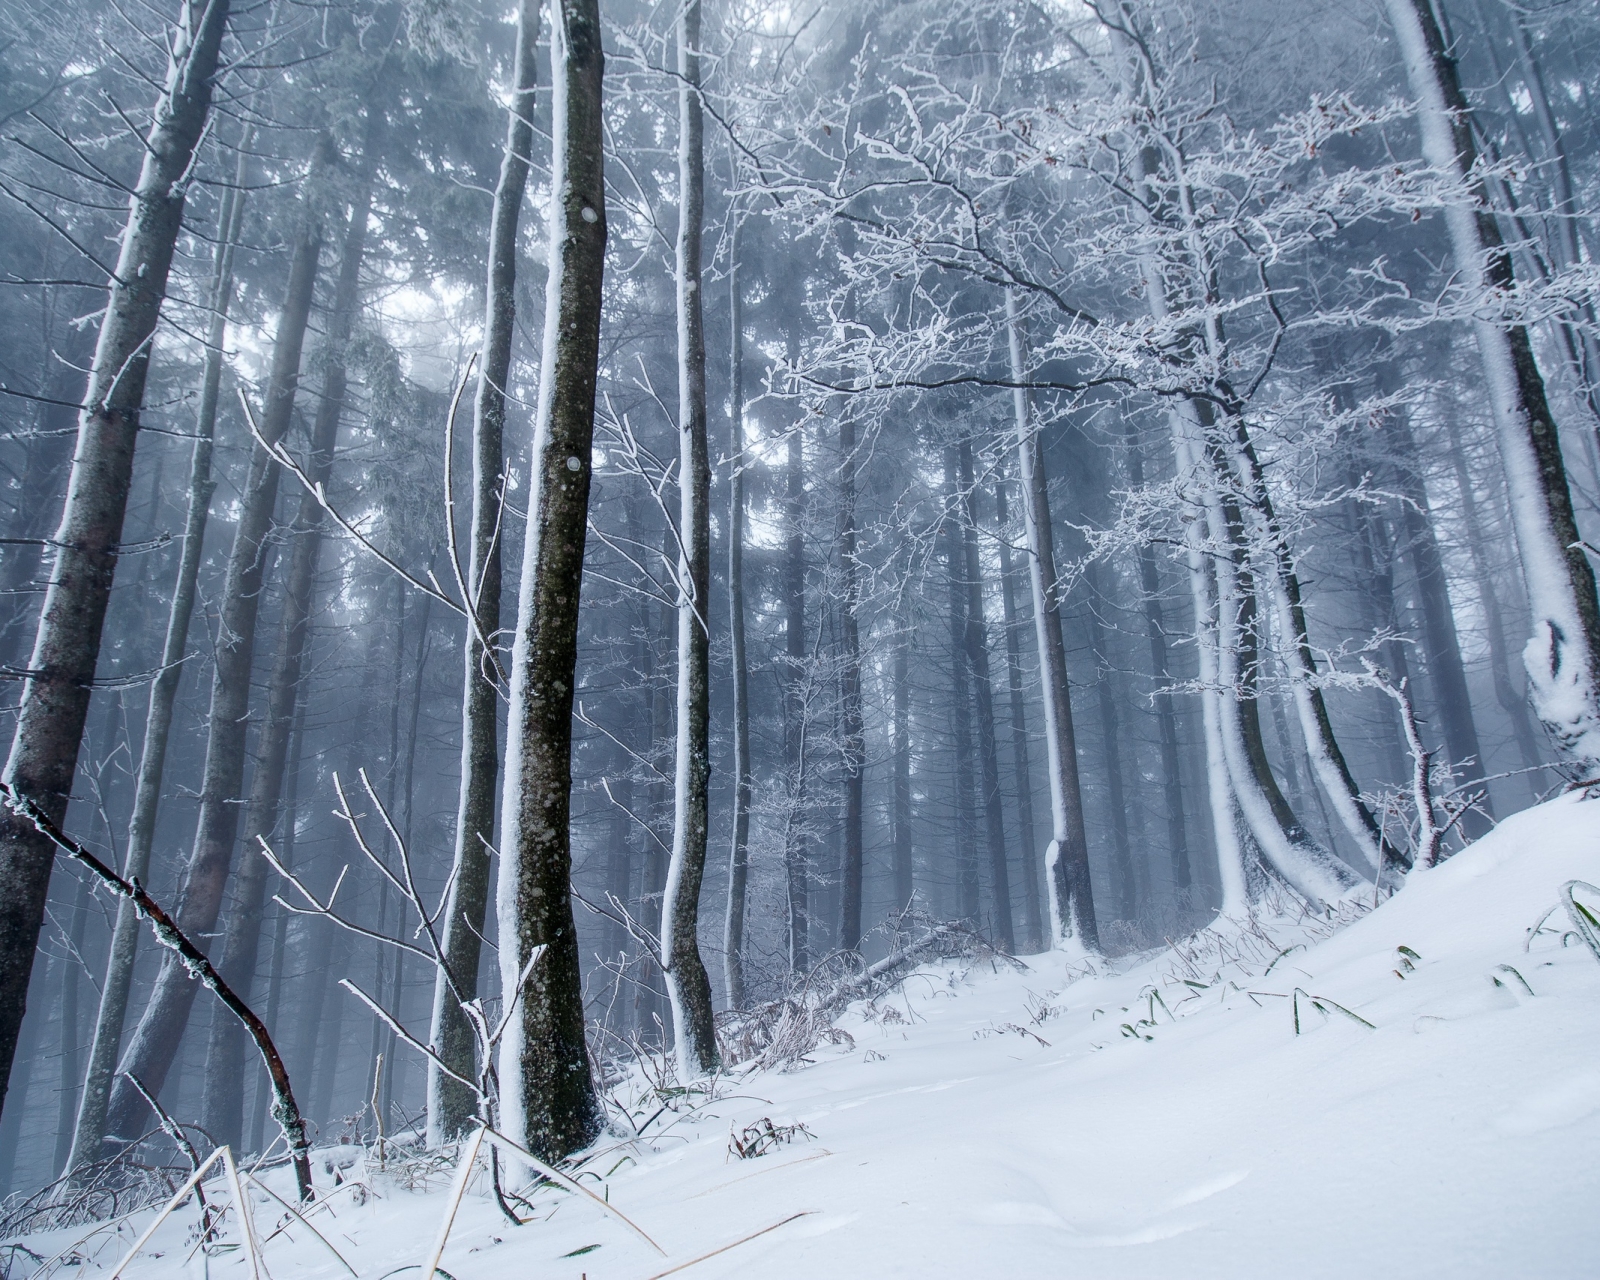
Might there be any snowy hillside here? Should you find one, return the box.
[26,794,1600,1279]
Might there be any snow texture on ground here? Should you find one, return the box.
[22,792,1600,1279]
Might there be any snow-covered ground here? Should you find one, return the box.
[21,793,1600,1279]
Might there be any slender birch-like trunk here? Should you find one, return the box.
[69,158,247,1171]
[723,216,752,1008]
[1004,294,1098,953]
[662,0,719,1080]
[428,0,538,1147]
[201,160,373,1147]
[1386,0,1600,764]
[0,0,233,1122]
[105,148,328,1146]
[495,0,606,1162]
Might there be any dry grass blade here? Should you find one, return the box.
[643,1210,818,1280]
[106,1147,226,1279]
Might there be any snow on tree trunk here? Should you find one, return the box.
[0,0,234,1125]
[1005,291,1099,956]
[663,0,720,1082]
[69,149,247,1172]
[429,0,538,1149]
[1385,0,1600,765]
[495,0,605,1164]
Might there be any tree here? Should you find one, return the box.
[0,0,233,1124]
[495,0,606,1164]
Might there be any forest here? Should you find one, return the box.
[0,0,1597,1271]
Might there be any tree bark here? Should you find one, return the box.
[201,159,373,1148]
[0,0,233,1126]
[428,0,538,1149]
[495,0,605,1164]
[105,147,327,1147]
[1005,294,1099,953]
[662,0,719,1081]
[1386,0,1600,764]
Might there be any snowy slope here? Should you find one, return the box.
[32,793,1600,1279]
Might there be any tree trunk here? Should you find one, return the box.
[1386,0,1600,764]
[957,439,1014,951]
[428,0,538,1148]
[1005,294,1098,953]
[838,414,865,952]
[69,160,248,1171]
[782,426,809,974]
[201,162,373,1148]
[105,151,327,1147]
[994,477,1044,949]
[662,0,719,1081]
[723,216,752,1008]
[944,446,980,925]
[495,0,605,1164]
[0,0,233,1125]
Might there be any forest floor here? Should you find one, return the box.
[22,792,1600,1279]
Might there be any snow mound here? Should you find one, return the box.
[30,795,1600,1279]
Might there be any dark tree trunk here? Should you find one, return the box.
[429,0,537,1147]
[1083,560,1136,921]
[105,151,327,1147]
[495,0,606,1163]
[0,0,233,1125]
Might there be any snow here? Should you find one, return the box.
[29,794,1600,1278]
